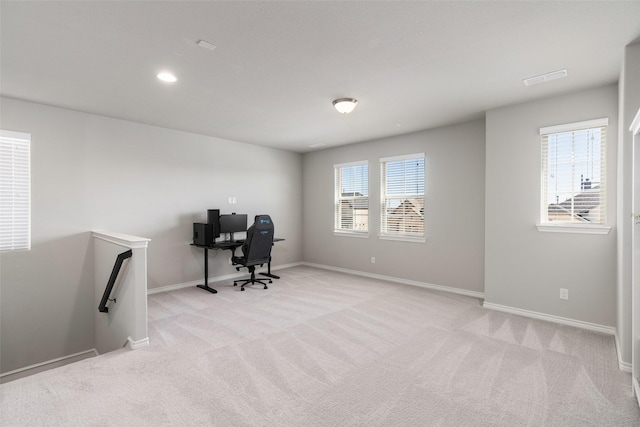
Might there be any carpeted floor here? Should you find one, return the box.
[1,266,639,426]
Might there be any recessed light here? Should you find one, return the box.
[523,69,567,86]
[157,72,177,83]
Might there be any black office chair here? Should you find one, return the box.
[232,215,274,291]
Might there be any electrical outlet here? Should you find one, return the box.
[371,257,376,264]
[560,288,569,300]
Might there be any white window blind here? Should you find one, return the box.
[334,161,368,234]
[380,153,425,239]
[540,118,607,225]
[1,130,31,251]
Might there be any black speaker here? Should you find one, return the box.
[193,223,214,246]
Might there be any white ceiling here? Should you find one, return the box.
[1,1,640,153]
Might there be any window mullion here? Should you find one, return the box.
[571,131,575,217]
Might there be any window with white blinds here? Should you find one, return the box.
[380,153,425,240]
[334,161,369,234]
[1,130,31,251]
[540,118,607,226]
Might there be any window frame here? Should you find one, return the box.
[536,118,610,235]
[1,130,31,251]
[334,160,369,237]
[379,153,426,243]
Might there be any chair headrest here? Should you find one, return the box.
[255,214,272,225]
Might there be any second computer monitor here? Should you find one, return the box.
[207,209,221,238]
[219,213,248,236]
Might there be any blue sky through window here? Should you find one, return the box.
[384,158,425,196]
[341,164,368,196]
[545,128,602,206]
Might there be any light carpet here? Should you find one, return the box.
[1,266,639,426]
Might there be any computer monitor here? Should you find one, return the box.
[207,209,221,238]
[219,213,247,241]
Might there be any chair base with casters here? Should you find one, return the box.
[233,265,272,291]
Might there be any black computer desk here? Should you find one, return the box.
[191,238,284,294]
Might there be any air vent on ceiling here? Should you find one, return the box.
[197,40,216,51]
[523,69,567,86]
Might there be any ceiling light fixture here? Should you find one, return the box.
[523,69,567,86]
[157,71,177,83]
[333,98,358,114]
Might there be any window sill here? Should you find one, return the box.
[535,223,611,235]
[333,231,369,238]
[379,234,426,243]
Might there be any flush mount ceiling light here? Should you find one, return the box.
[523,69,567,86]
[157,71,177,83]
[333,98,358,114]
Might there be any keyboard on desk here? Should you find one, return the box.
[215,241,241,248]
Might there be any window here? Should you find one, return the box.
[0,130,31,251]
[380,153,425,241]
[539,118,608,233]
[334,161,369,235]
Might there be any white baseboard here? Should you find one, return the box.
[147,262,304,295]
[634,376,640,408]
[483,301,616,336]
[0,348,98,384]
[270,261,304,271]
[302,262,485,299]
[127,336,149,350]
[614,333,632,373]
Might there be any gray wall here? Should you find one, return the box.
[302,120,486,293]
[617,40,640,365]
[0,80,630,375]
[485,84,618,327]
[0,97,303,374]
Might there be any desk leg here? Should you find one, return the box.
[259,256,280,280]
[196,248,218,294]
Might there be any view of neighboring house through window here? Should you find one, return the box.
[334,161,368,234]
[380,153,425,240]
[0,130,31,251]
[540,118,607,225]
